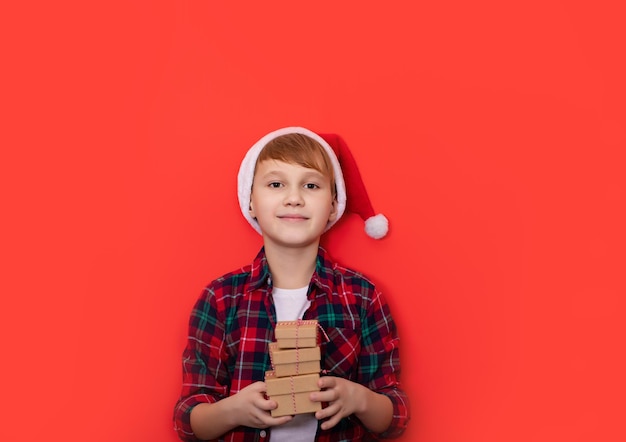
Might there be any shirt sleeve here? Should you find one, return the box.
[173,287,230,442]
[358,287,410,439]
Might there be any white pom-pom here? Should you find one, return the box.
[364,214,389,239]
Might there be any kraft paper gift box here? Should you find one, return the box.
[265,371,321,417]
[274,320,319,349]
[268,342,321,377]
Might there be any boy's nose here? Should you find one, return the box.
[284,187,304,206]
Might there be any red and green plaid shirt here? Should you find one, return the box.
[173,247,409,441]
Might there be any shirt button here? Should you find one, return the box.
[260,430,267,438]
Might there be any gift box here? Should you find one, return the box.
[275,320,319,349]
[269,342,321,377]
[265,371,321,417]
[266,371,320,396]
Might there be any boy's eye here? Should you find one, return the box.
[269,182,282,188]
[305,183,319,189]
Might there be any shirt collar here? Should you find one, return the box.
[311,247,335,297]
[247,247,271,292]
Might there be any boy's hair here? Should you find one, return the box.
[255,133,337,198]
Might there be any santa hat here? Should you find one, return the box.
[237,126,389,239]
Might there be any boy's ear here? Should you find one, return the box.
[248,202,255,219]
[328,198,338,223]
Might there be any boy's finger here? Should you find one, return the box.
[257,398,278,411]
[320,414,341,431]
[272,415,293,426]
[311,387,337,403]
[318,376,336,389]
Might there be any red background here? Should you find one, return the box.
[2,1,625,441]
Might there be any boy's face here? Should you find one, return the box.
[249,159,338,249]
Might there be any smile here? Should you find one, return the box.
[278,215,308,221]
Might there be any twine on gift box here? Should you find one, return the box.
[268,343,275,372]
[316,321,330,343]
[289,376,297,413]
[295,319,300,349]
[295,344,300,374]
[294,319,331,344]
[276,319,331,346]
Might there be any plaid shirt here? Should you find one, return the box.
[173,247,409,442]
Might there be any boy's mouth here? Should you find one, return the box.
[278,214,308,220]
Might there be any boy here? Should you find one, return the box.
[174,127,409,441]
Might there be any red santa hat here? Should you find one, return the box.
[237,126,389,239]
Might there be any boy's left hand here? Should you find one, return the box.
[310,376,367,430]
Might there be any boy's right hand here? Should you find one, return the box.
[231,381,293,429]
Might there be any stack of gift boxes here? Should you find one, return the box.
[265,320,322,417]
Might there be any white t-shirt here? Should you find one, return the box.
[270,286,318,442]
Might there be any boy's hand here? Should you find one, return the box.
[231,381,293,429]
[310,376,367,430]
[310,376,394,433]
